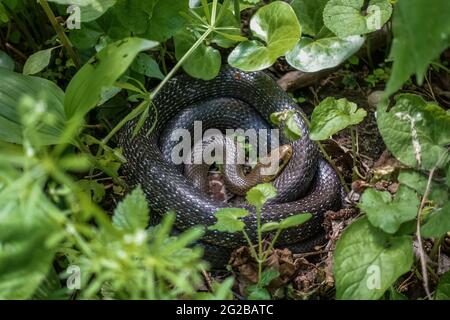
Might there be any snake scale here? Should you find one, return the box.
[118,66,343,267]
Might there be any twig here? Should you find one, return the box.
[416,167,436,300]
[201,269,214,293]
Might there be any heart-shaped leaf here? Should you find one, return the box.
[310,97,367,141]
[208,208,249,233]
[323,0,392,38]
[228,1,300,71]
[246,183,277,209]
[286,35,365,72]
[334,217,413,300]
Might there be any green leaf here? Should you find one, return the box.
[284,113,302,141]
[260,269,280,286]
[131,53,165,80]
[23,47,56,75]
[385,0,450,96]
[112,186,150,232]
[279,213,312,230]
[77,179,106,203]
[286,35,365,72]
[0,2,9,23]
[436,271,450,300]
[0,50,14,71]
[398,170,448,206]
[145,0,189,42]
[310,97,367,141]
[323,0,392,38]
[334,217,414,300]
[247,286,271,300]
[359,186,420,234]
[79,0,117,22]
[246,183,277,209]
[64,37,158,119]
[261,222,280,233]
[291,0,328,37]
[113,0,157,34]
[69,22,103,50]
[174,29,221,80]
[228,1,301,71]
[208,208,249,233]
[421,203,450,238]
[377,94,450,170]
[0,69,66,146]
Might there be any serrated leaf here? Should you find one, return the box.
[112,186,150,232]
[323,0,392,38]
[286,35,365,72]
[208,208,249,233]
[228,1,300,71]
[334,217,413,300]
[359,186,420,234]
[310,97,367,141]
[377,94,450,170]
[246,183,277,209]
[23,48,56,75]
[385,0,450,96]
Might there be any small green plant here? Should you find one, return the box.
[209,183,312,299]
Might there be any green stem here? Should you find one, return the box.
[38,0,80,68]
[242,230,258,260]
[256,206,263,281]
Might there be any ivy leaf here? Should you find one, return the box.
[208,208,249,233]
[64,37,158,119]
[145,0,189,42]
[421,203,450,238]
[246,183,277,209]
[23,47,56,75]
[291,0,328,37]
[131,53,165,80]
[323,0,392,38]
[310,97,367,141]
[228,1,301,71]
[286,35,365,72]
[359,186,420,234]
[174,29,221,80]
[334,217,413,300]
[0,50,14,71]
[377,94,450,170]
[112,186,150,232]
[385,0,450,96]
[436,271,450,300]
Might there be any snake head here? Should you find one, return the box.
[257,144,293,182]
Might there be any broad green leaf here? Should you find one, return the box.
[79,0,116,22]
[0,50,14,71]
[323,0,392,38]
[174,29,221,80]
[228,1,301,71]
[261,222,280,233]
[310,97,367,141]
[436,271,450,300]
[279,213,312,230]
[421,204,450,238]
[145,0,189,42]
[131,53,165,80]
[69,22,103,50]
[359,186,420,234]
[385,0,450,96]
[334,217,413,300]
[114,0,157,34]
[23,47,56,75]
[286,35,365,72]
[247,286,271,300]
[246,183,277,209]
[377,94,450,170]
[291,0,328,36]
[112,186,150,232]
[260,269,280,286]
[398,170,448,206]
[208,208,249,233]
[0,69,66,146]
[64,37,158,119]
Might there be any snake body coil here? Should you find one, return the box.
[118,66,343,266]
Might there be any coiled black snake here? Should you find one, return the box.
[118,66,343,267]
